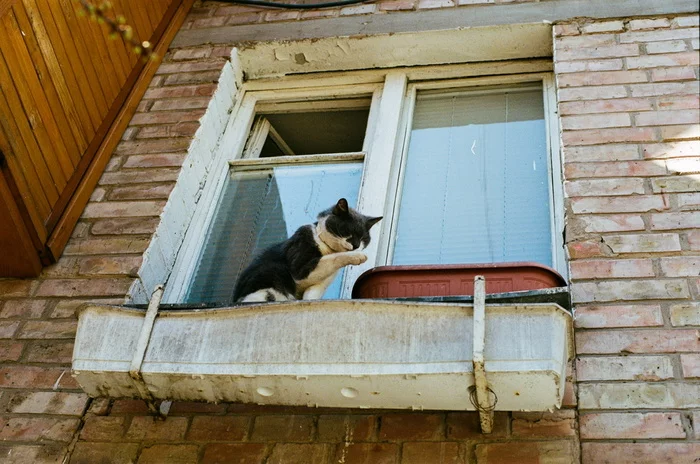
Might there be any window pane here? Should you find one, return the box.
[186,163,363,304]
[392,85,553,267]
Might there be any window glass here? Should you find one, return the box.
[185,163,363,304]
[392,85,553,266]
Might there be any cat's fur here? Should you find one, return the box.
[233,198,382,303]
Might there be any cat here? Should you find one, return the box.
[233,198,382,303]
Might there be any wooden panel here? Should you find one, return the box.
[0,0,186,276]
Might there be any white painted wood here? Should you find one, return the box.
[341,72,408,298]
[543,74,568,277]
[230,152,365,170]
[472,276,494,434]
[162,94,257,303]
[73,300,573,411]
[129,285,164,380]
[242,117,271,159]
[256,97,373,113]
[249,84,381,102]
[267,124,296,156]
[243,60,552,91]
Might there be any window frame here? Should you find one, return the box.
[163,68,565,304]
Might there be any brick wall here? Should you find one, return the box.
[0,1,698,462]
[554,15,700,464]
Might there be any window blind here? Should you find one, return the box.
[186,163,363,304]
[392,85,553,267]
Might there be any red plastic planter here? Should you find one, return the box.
[351,262,566,299]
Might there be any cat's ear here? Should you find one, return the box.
[366,216,382,229]
[333,198,349,216]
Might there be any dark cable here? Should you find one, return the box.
[216,0,375,9]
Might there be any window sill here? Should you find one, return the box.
[73,297,572,412]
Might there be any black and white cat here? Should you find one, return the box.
[233,198,382,303]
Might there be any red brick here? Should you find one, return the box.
[627,52,700,69]
[137,444,199,464]
[172,47,213,60]
[402,442,464,464]
[511,410,576,437]
[123,153,188,167]
[621,28,699,43]
[379,413,444,440]
[201,443,267,464]
[570,195,668,214]
[63,238,150,255]
[130,109,206,125]
[581,443,700,464]
[558,70,648,87]
[573,304,664,328]
[340,3,378,15]
[646,40,689,54]
[187,416,249,441]
[576,355,674,381]
[555,58,623,73]
[82,201,166,219]
[335,443,398,464]
[225,12,265,24]
[0,417,79,442]
[681,354,700,378]
[660,256,700,277]
[379,0,416,11]
[115,138,192,156]
[570,259,655,279]
[0,340,23,361]
[558,84,627,101]
[70,442,139,464]
[91,217,162,234]
[18,320,76,339]
[100,168,180,185]
[317,414,376,441]
[573,279,690,302]
[150,97,213,112]
[602,233,681,253]
[553,24,580,37]
[556,33,618,50]
[251,415,314,442]
[264,10,300,21]
[111,399,152,414]
[0,321,19,338]
[571,214,646,233]
[5,392,89,415]
[125,416,188,441]
[77,256,141,276]
[581,20,624,33]
[144,83,218,100]
[562,127,657,145]
[651,212,700,229]
[80,416,126,441]
[562,113,632,130]
[688,230,700,250]
[563,144,640,162]
[475,441,574,464]
[651,67,697,81]
[567,239,610,259]
[168,401,227,414]
[191,16,227,28]
[627,18,671,30]
[556,44,640,60]
[576,329,700,354]
[35,278,133,297]
[0,366,69,389]
[0,280,33,297]
[637,109,700,126]
[24,341,74,363]
[0,445,65,464]
[446,412,508,439]
[564,161,667,179]
[0,299,48,318]
[564,178,645,197]
[629,81,699,98]
[268,444,332,464]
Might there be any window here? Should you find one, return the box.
[163,70,564,304]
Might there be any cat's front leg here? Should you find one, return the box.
[297,251,367,299]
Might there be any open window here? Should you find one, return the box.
[161,71,564,305]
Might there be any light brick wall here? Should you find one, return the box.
[0,1,698,462]
[554,14,700,463]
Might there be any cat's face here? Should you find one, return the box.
[318,198,382,252]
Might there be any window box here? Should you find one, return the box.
[72,298,572,412]
[352,262,566,299]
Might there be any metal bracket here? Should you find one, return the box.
[129,285,171,419]
[471,275,497,434]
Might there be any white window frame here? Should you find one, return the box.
[163,67,565,304]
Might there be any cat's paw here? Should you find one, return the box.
[346,251,368,265]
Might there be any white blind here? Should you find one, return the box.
[186,163,363,304]
[392,85,553,267]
